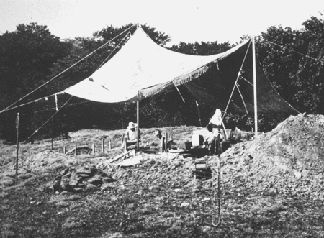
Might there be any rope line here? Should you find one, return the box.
[240,76,253,86]
[22,99,91,114]
[0,92,64,114]
[235,82,249,115]
[26,96,74,141]
[174,84,186,103]
[223,40,252,119]
[0,24,135,114]
[95,30,132,71]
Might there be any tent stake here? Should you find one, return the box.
[252,36,258,136]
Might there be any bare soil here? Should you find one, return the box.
[1,115,324,237]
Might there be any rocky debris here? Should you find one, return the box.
[220,113,324,201]
[66,146,92,155]
[51,166,116,193]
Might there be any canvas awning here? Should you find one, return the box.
[64,26,297,114]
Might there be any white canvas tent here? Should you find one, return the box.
[62,25,297,146]
[63,27,249,103]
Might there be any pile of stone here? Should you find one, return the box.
[220,113,324,200]
[52,166,116,193]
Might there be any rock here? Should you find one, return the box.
[55,201,70,208]
[85,184,99,192]
[69,171,79,186]
[70,203,82,210]
[61,191,70,195]
[60,168,69,176]
[87,175,103,185]
[76,167,96,176]
[200,225,212,233]
[265,204,287,213]
[102,176,116,183]
[118,184,127,191]
[73,188,84,193]
[17,173,33,180]
[101,183,116,192]
[62,195,81,201]
[137,190,144,195]
[101,232,124,238]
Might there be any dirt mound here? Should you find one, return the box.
[221,113,324,200]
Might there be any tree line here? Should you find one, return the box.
[0,16,323,142]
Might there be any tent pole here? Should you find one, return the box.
[137,92,140,151]
[252,36,258,136]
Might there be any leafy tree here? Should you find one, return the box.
[169,40,231,55]
[257,15,324,114]
[0,23,70,141]
[294,16,324,113]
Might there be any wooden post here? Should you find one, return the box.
[101,138,105,153]
[16,112,19,175]
[165,132,168,152]
[92,144,95,155]
[108,138,111,150]
[160,136,165,152]
[51,116,54,151]
[252,36,258,136]
[137,92,140,151]
[124,137,128,152]
[63,146,66,154]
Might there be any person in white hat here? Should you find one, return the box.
[204,109,227,155]
[125,122,139,142]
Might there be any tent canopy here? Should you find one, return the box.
[64,26,297,114]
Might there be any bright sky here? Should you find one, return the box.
[0,0,323,45]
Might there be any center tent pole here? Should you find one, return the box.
[252,36,258,136]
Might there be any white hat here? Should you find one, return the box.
[210,109,222,126]
[128,122,138,129]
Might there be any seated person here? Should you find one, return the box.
[124,122,140,149]
[154,129,175,151]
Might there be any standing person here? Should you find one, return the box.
[204,109,227,155]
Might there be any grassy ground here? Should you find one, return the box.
[1,126,324,237]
